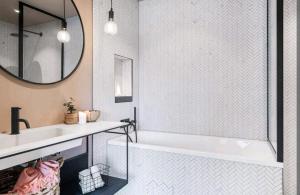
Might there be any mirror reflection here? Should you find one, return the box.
[114,54,133,103]
[0,0,84,84]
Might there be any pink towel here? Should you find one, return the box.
[36,160,59,189]
[11,160,60,195]
[11,167,42,195]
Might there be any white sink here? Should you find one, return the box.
[0,128,76,149]
[0,121,127,170]
[0,127,83,170]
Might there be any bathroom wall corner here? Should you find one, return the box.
[284,0,297,193]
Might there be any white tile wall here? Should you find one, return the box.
[283,0,297,194]
[108,144,283,195]
[93,0,139,121]
[92,0,139,164]
[92,0,297,192]
[0,21,18,74]
[139,0,268,140]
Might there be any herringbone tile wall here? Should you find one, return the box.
[0,21,18,71]
[108,145,283,195]
[139,0,268,140]
[283,0,297,194]
[93,0,139,122]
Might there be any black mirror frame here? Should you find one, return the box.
[0,0,85,85]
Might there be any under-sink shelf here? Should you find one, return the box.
[59,153,128,195]
[0,122,131,195]
[60,175,128,195]
[59,126,130,195]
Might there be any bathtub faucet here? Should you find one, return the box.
[120,107,137,143]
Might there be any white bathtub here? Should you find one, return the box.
[109,130,282,167]
[107,130,283,195]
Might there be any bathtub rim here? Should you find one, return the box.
[108,131,283,168]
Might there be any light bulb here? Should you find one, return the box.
[57,28,71,43]
[104,20,118,35]
[116,84,122,96]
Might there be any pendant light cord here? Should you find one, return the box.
[108,0,114,20]
[63,0,66,19]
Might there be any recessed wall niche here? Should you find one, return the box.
[114,54,133,103]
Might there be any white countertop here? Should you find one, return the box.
[0,121,127,159]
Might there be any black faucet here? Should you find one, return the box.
[11,107,30,135]
[120,107,137,143]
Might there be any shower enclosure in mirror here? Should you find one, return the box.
[267,0,283,162]
[114,54,133,103]
[0,0,84,84]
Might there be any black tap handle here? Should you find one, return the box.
[120,118,130,123]
[11,107,21,112]
[11,107,21,135]
[134,107,136,123]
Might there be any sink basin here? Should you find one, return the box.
[0,127,83,170]
[18,127,74,143]
[0,128,75,150]
[0,121,127,170]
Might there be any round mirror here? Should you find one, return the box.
[0,0,84,84]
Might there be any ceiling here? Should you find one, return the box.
[0,0,78,26]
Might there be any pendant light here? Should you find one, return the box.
[57,0,71,43]
[104,0,118,35]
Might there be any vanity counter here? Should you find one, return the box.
[0,121,127,170]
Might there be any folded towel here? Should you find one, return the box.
[79,169,94,184]
[90,165,104,188]
[93,177,104,188]
[79,169,91,178]
[90,165,101,179]
[79,180,95,194]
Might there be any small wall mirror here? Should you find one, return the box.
[0,0,84,84]
[114,54,133,103]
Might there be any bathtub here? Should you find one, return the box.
[107,130,283,195]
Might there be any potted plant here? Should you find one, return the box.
[63,97,78,124]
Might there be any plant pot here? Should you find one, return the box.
[64,112,78,124]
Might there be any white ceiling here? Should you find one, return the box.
[0,0,78,26]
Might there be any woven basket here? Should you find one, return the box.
[38,157,64,195]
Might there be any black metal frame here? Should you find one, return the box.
[266,0,284,163]
[276,0,284,163]
[0,124,131,184]
[114,54,134,103]
[18,3,23,79]
[0,0,85,85]
[18,2,65,80]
